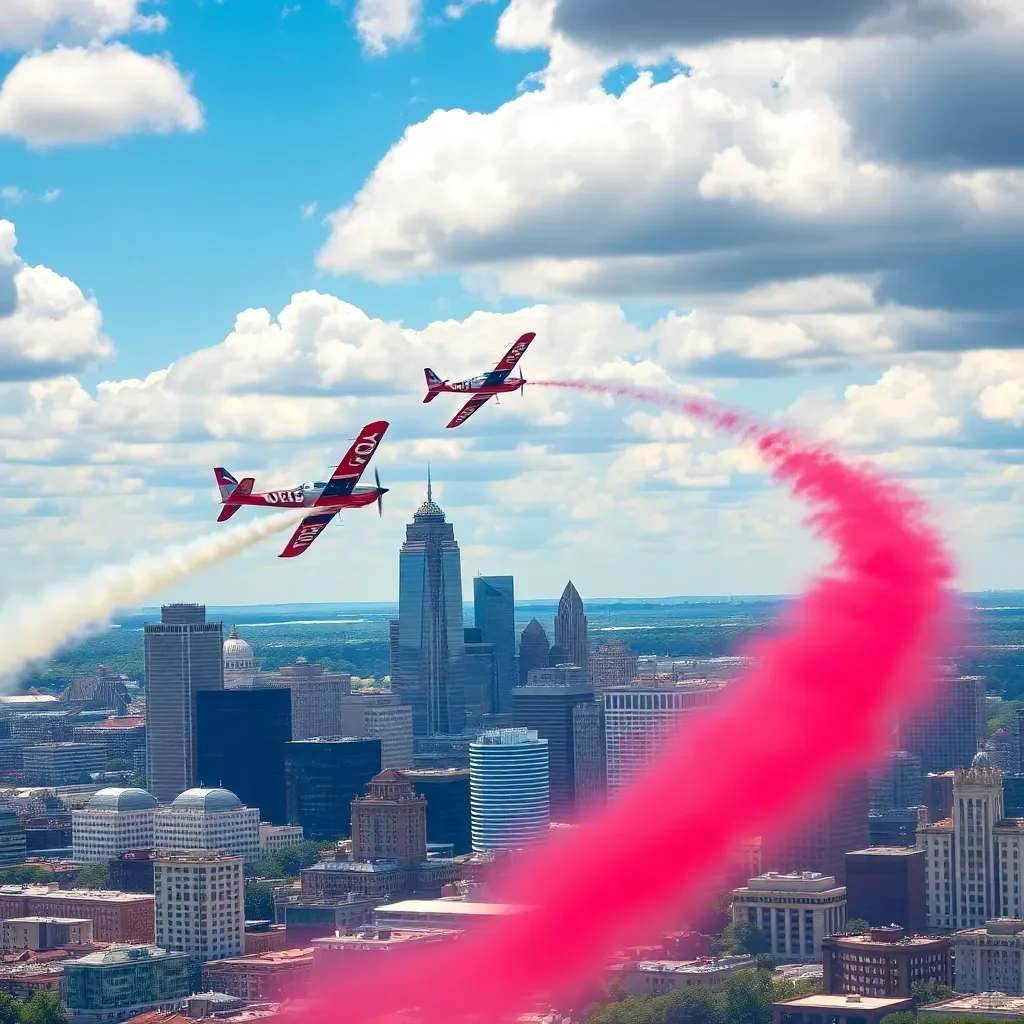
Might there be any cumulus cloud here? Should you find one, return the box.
[0,221,114,381]
[0,44,203,147]
[0,0,164,51]
[354,0,424,54]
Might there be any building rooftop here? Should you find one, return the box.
[313,928,459,948]
[6,917,91,926]
[0,885,153,903]
[70,944,179,966]
[919,994,1024,1018]
[739,871,843,894]
[205,948,312,967]
[168,787,243,813]
[826,931,948,947]
[154,850,241,864]
[620,956,755,975]
[0,695,58,706]
[846,847,923,857]
[374,900,530,916]
[84,787,158,812]
[776,995,913,1011]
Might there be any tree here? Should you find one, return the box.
[70,863,109,890]
[713,921,770,955]
[911,980,953,1008]
[754,953,777,972]
[844,918,870,934]
[662,985,720,1024]
[106,759,131,772]
[0,866,55,886]
[245,881,275,921]
[721,970,775,1024]
[0,992,20,1024]
[20,991,66,1024]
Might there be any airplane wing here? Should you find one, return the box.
[447,394,493,429]
[279,512,338,558]
[488,332,536,383]
[314,420,389,507]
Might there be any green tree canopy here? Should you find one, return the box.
[911,980,953,1008]
[713,921,770,956]
[0,992,21,1024]
[244,882,276,921]
[844,918,870,934]
[20,991,67,1024]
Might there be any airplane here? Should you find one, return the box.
[213,420,389,559]
[423,331,536,428]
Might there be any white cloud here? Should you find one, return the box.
[41,189,61,203]
[0,188,24,205]
[0,221,114,380]
[0,44,203,147]
[0,0,164,51]
[354,0,424,55]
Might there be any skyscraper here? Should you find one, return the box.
[869,750,925,813]
[351,770,427,864]
[473,576,516,714]
[470,729,549,852]
[337,691,414,769]
[554,582,589,673]
[463,627,496,719]
[590,641,638,691]
[761,776,870,885]
[518,619,551,685]
[145,605,223,803]
[899,674,987,773]
[389,618,400,682]
[394,477,466,737]
[196,689,291,824]
[512,667,594,818]
[572,701,606,813]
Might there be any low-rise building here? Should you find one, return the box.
[919,993,1024,1020]
[62,945,192,1024]
[258,825,303,854]
[822,927,951,997]
[0,884,155,943]
[0,961,65,999]
[611,956,757,997]
[371,899,530,931]
[22,743,106,785]
[731,872,848,963]
[773,994,913,1024]
[243,921,288,955]
[200,947,313,1000]
[276,896,378,944]
[311,927,460,970]
[1,917,92,952]
[952,918,1024,994]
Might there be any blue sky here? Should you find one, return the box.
[0,0,1022,606]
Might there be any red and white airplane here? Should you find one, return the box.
[423,332,536,428]
[213,420,389,559]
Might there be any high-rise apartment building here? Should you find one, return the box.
[153,788,260,867]
[145,605,223,803]
[731,871,847,962]
[470,728,549,852]
[338,692,414,770]
[393,481,466,736]
[72,788,158,864]
[554,582,589,673]
[762,777,869,885]
[463,627,497,718]
[572,701,606,813]
[153,850,244,963]
[473,576,516,715]
[512,669,594,818]
[518,619,551,685]
[284,738,382,840]
[351,770,427,864]
[899,674,987,773]
[603,684,722,795]
[590,641,638,691]
[870,751,925,813]
[196,688,291,824]
[404,769,471,855]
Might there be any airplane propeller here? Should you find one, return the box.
[375,467,388,517]
[520,369,526,395]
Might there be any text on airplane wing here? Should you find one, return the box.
[279,512,338,558]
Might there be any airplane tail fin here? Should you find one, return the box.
[423,368,444,403]
[214,468,238,502]
[214,474,254,522]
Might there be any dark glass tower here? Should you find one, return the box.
[518,619,550,685]
[473,576,516,714]
[196,689,291,823]
[554,582,589,674]
[404,768,472,855]
[145,605,223,803]
[463,627,496,718]
[394,475,466,736]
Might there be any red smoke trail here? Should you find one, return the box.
[295,382,954,1024]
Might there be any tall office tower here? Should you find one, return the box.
[145,605,223,803]
[572,701,606,813]
[196,689,291,824]
[153,850,244,963]
[761,777,870,885]
[338,691,414,769]
[518,619,551,685]
[513,667,594,818]
[473,576,516,714]
[153,788,260,867]
[389,619,400,682]
[284,738,381,839]
[844,847,926,932]
[351,770,427,863]
[590,641,639,692]
[869,750,924,813]
[602,684,722,795]
[470,728,549,852]
[404,768,471,854]
[924,771,954,822]
[899,674,987,772]
[463,627,497,718]
[394,479,466,737]
[554,582,589,673]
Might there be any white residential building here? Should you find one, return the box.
[731,871,848,963]
[153,850,244,963]
[72,788,158,864]
[153,788,259,866]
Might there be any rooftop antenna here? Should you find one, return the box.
[427,463,432,503]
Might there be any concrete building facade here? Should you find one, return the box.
[72,788,158,864]
[153,788,260,867]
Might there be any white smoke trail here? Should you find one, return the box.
[0,509,306,688]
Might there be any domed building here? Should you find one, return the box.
[72,787,158,863]
[153,787,259,865]
[223,626,256,687]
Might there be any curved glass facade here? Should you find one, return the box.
[470,729,550,852]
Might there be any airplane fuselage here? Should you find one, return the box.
[439,375,526,396]
[233,483,382,510]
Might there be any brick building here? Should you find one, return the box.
[822,927,951,998]
[0,884,154,943]
[200,947,312,1001]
